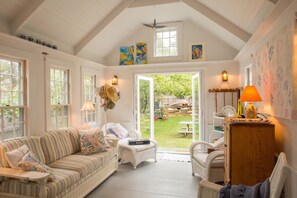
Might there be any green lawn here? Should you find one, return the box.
[141,116,199,149]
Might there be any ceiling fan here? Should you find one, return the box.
[142,19,166,30]
[142,6,166,30]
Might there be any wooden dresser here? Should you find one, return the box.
[224,118,275,185]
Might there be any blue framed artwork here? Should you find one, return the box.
[136,42,147,64]
[120,46,134,65]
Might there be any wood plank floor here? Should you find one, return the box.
[86,158,200,198]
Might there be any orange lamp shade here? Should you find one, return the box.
[239,86,262,102]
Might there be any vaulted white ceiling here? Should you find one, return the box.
[0,0,281,64]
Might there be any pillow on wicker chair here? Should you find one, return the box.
[107,123,128,139]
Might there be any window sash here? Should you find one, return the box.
[0,56,26,141]
[83,74,96,103]
[0,106,25,141]
[50,104,69,129]
[50,68,69,105]
[50,67,70,129]
[83,74,96,123]
[154,27,178,57]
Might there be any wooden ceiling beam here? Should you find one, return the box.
[268,0,279,4]
[11,0,46,34]
[74,0,135,55]
[129,0,180,8]
[181,0,251,42]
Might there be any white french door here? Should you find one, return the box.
[137,75,154,139]
[192,72,203,141]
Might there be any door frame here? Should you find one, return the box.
[132,70,206,142]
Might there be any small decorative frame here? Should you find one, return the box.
[189,43,206,61]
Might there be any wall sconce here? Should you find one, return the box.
[222,71,228,81]
[112,75,118,85]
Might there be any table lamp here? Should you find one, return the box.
[81,100,95,124]
[239,86,262,118]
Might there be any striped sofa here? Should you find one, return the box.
[0,127,118,198]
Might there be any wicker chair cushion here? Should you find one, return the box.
[193,152,224,168]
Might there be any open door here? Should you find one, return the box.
[192,73,202,141]
[137,75,154,140]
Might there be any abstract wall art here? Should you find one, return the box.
[136,42,147,64]
[120,46,134,65]
[189,43,205,61]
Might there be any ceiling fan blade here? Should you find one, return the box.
[156,25,167,29]
[142,23,154,28]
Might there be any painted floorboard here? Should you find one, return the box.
[86,159,200,198]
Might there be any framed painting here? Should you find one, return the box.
[189,43,206,61]
[120,46,134,65]
[136,42,147,64]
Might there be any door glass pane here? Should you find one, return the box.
[139,79,151,139]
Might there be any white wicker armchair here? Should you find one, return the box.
[197,152,290,198]
[190,137,225,182]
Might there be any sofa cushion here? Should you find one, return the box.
[49,155,100,178]
[41,129,73,164]
[81,147,118,165]
[0,168,80,197]
[0,136,45,168]
[65,128,81,154]
[193,152,224,168]
[49,147,117,178]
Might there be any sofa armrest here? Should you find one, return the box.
[0,167,49,197]
[106,138,119,147]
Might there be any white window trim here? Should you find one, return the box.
[45,58,72,130]
[245,64,252,86]
[0,55,27,141]
[148,22,183,63]
[81,70,97,124]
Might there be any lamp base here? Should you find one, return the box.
[245,102,257,118]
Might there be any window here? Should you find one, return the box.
[154,27,178,57]
[83,74,96,123]
[245,65,252,86]
[50,67,70,129]
[0,57,26,141]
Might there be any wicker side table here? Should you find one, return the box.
[118,139,158,169]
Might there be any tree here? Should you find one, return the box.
[149,74,192,99]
